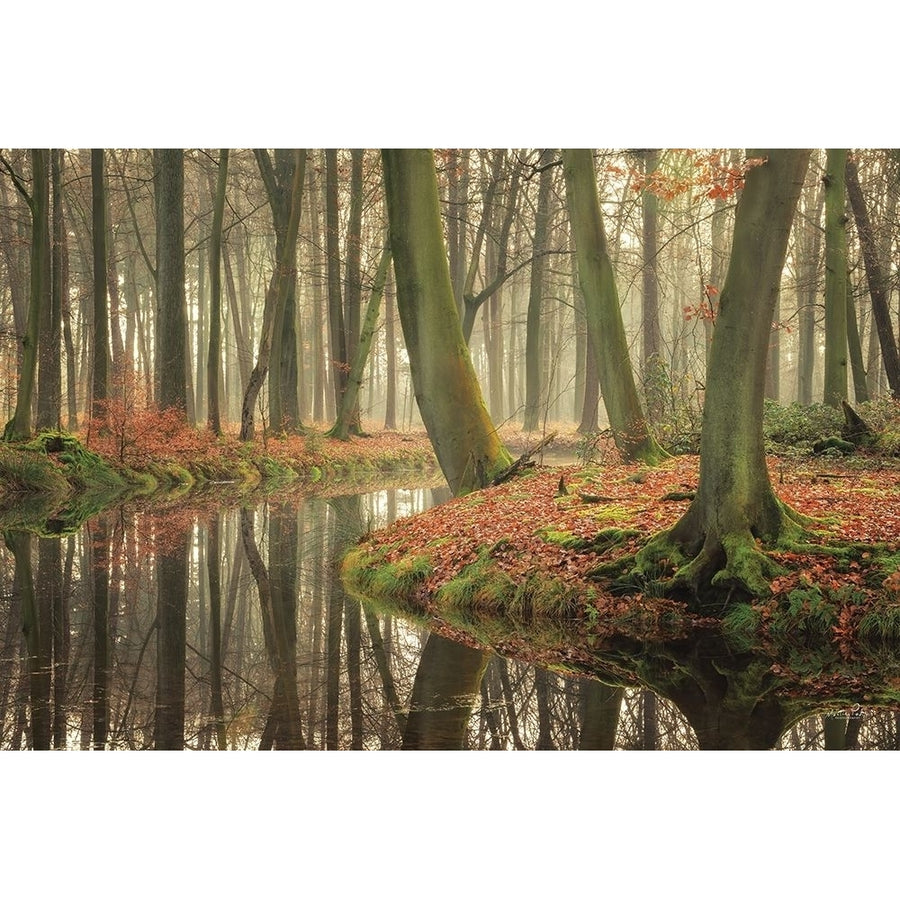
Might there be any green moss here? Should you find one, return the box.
[538,526,641,552]
[437,555,516,614]
[722,602,763,651]
[341,543,433,620]
[858,605,900,645]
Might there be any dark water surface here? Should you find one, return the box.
[2,472,898,750]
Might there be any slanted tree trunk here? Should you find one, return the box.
[636,150,811,606]
[561,149,666,464]
[845,154,900,397]
[823,148,849,408]
[382,149,512,496]
[239,150,305,441]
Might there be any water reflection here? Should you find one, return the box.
[1,477,899,749]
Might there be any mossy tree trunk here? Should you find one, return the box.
[561,149,666,464]
[382,149,512,496]
[5,150,49,441]
[823,148,849,408]
[36,150,60,432]
[328,241,391,440]
[638,150,811,605]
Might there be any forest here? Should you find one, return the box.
[1,147,899,753]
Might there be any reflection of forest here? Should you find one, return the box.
[2,483,900,750]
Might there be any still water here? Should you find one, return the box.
[1,474,898,750]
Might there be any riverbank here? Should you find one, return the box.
[343,453,900,656]
[0,425,439,531]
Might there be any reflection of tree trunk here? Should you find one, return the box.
[578,681,623,750]
[364,607,406,734]
[243,505,305,749]
[497,658,525,750]
[154,525,189,750]
[641,690,658,751]
[89,517,109,749]
[479,675,502,749]
[207,512,227,749]
[0,543,24,745]
[823,715,847,750]
[325,572,343,750]
[535,668,554,750]
[402,633,489,750]
[345,597,363,749]
[6,532,51,749]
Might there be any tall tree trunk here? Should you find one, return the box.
[561,149,665,464]
[640,149,666,422]
[523,150,554,432]
[383,275,397,430]
[154,149,187,414]
[823,149,849,408]
[91,149,110,422]
[342,148,365,434]
[45,151,67,431]
[34,150,56,432]
[382,149,512,496]
[796,175,824,405]
[325,149,348,415]
[207,149,229,434]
